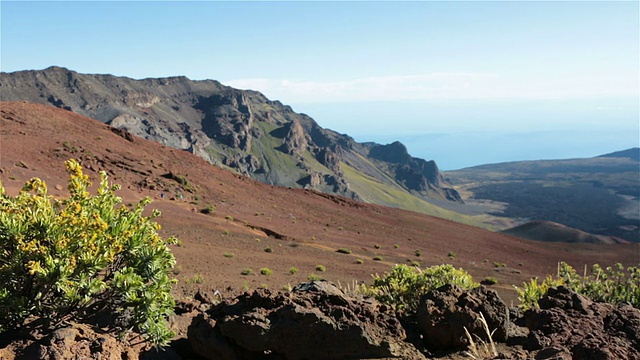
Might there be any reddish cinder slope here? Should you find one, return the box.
[1,101,637,304]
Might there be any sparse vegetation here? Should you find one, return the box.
[336,248,352,254]
[200,205,216,214]
[516,262,640,310]
[260,268,272,276]
[415,249,422,257]
[393,244,399,249]
[373,256,383,261]
[223,252,235,258]
[308,273,323,281]
[264,246,273,253]
[315,265,326,272]
[225,215,234,221]
[374,244,381,249]
[448,251,456,259]
[241,268,254,276]
[0,160,177,345]
[355,259,364,264]
[366,264,478,313]
[492,262,507,268]
[463,312,498,359]
[289,267,298,275]
[188,273,204,284]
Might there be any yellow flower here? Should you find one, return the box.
[26,260,43,275]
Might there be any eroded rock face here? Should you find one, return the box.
[524,286,640,360]
[416,284,509,351]
[188,281,426,360]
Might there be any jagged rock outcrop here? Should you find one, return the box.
[1,66,462,211]
[523,286,640,360]
[416,284,509,350]
[187,281,426,360]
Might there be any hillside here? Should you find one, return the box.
[0,67,465,221]
[2,101,637,304]
[501,220,629,245]
[444,153,640,242]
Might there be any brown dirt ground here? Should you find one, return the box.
[2,101,638,309]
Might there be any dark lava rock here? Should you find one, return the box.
[187,280,426,360]
[416,284,509,351]
[524,286,640,360]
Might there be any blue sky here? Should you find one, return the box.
[2,1,638,169]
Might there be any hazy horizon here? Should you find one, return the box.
[2,1,638,170]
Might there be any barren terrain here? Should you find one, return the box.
[2,101,638,307]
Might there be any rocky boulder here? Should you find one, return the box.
[188,280,426,360]
[416,284,509,351]
[524,286,640,360]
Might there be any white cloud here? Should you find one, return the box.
[223,72,638,104]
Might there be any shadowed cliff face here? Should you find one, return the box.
[0,66,462,208]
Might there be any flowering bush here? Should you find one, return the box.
[0,160,177,345]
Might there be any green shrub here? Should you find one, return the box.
[315,265,326,272]
[223,252,235,258]
[0,160,176,345]
[515,262,640,310]
[289,267,298,275]
[336,248,352,254]
[373,256,383,261]
[393,244,399,249]
[200,205,215,214]
[308,273,323,281]
[241,268,254,276]
[264,246,273,253]
[448,251,456,259]
[415,250,422,257]
[355,259,364,264]
[260,268,272,276]
[482,277,498,285]
[369,264,478,313]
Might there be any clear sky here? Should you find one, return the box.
[2,1,638,170]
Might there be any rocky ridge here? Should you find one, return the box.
[0,67,461,208]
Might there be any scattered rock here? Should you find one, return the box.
[416,284,509,351]
[188,280,426,360]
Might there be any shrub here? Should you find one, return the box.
[225,215,234,221]
[289,267,298,275]
[241,268,254,276]
[223,252,235,258]
[315,265,326,272]
[308,273,323,281]
[481,277,498,285]
[492,262,507,268]
[373,256,383,261]
[415,250,422,257]
[448,251,456,259]
[369,264,478,313]
[200,205,215,214]
[336,248,352,254]
[515,262,640,310]
[393,244,399,249]
[0,160,177,345]
[260,268,272,276]
[355,259,364,264]
[263,246,273,253]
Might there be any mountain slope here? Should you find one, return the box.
[0,66,462,219]
[501,221,630,244]
[2,101,637,303]
[445,154,640,242]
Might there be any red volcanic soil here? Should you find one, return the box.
[1,101,638,305]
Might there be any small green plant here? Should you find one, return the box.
[492,262,507,268]
[264,246,273,253]
[415,249,422,257]
[315,265,326,272]
[355,259,364,264]
[225,215,234,221]
[393,244,399,249]
[0,160,177,345]
[373,256,383,261]
[448,251,456,259]
[260,268,272,276]
[289,267,298,275]
[481,277,498,285]
[241,268,254,276]
[410,261,420,267]
[223,252,235,258]
[515,262,640,310]
[369,264,478,313]
[200,205,216,214]
[308,273,323,281]
[189,273,204,284]
[336,248,352,254]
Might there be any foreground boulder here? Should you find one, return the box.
[188,281,426,359]
[524,286,640,360]
[416,284,509,350]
